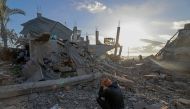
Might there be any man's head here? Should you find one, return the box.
[101,78,112,87]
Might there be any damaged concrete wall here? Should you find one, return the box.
[164,29,190,62]
[158,23,190,61]
[156,24,190,71]
[29,40,52,63]
[23,33,58,81]
[88,45,114,58]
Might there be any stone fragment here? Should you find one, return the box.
[4,105,17,109]
[50,104,62,109]
[128,97,137,102]
[134,101,148,109]
[178,98,190,105]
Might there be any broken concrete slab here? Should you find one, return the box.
[134,101,148,109]
[103,72,134,88]
[178,98,190,105]
[146,103,162,109]
[22,60,44,82]
[134,102,164,109]
[50,104,61,109]
[144,74,158,80]
[76,68,86,75]
[174,81,189,89]
[0,73,102,99]
[3,105,17,109]
[57,66,72,72]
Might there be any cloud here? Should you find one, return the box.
[129,43,162,55]
[88,1,169,44]
[79,1,172,56]
[148,20,176,37]
[150,21,172,29]
[140,39,164,46]
[158,34,171,41]
[75,1,108,13]
[148,34,171,43]
[172,20,190,30]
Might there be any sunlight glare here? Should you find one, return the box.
[120,21,148,47]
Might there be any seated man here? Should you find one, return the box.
[97,78,124,109]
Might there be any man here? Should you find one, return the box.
[97,78,124,109]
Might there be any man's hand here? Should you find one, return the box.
[100,80,105,87]
[103,86,107,90]
[100,78,109,90]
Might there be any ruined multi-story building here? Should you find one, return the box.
[18,13,118,81]
[156,23,190,71]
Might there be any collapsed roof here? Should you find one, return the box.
[20,13,72,41]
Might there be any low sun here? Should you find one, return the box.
[120,21,148,47]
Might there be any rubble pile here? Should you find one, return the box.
[96,57,190,109]
[121,58,190,109]
[0,13,190,109]
[0,62,13,85]
[156,23,190,72]
[1,57,190,109]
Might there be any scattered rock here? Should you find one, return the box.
[4,105,17,109]
[178,98,190,105]
[50,104,62,109]
[134,101,148,109]
[174,81,188,89]
[144,74,158,80]
[0,102,3,109]
[128,97,137,102]
[146,103,162,109]
[74,101,79,105]
[64,85,71,91]
[28,93,38,100]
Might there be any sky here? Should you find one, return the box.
[7,0,190,56]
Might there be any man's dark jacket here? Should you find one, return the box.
[97,82,124,109]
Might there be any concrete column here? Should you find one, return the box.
[95,30,99,45]
[118,46,123,56]
[72,26,77,41]
[86,35,89,44]
[114,26,120,56]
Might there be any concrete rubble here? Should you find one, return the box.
[156,23,190,72]
[0,14,189,109]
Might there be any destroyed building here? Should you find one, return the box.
[0,1,190,108]
[16,13,120,82]
[0,15,189,109]
[20,13,72,40]
[156,23,190,71]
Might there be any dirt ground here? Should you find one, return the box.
[0,58,190,109]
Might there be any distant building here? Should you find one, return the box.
[156,23,190,71]
[20,13,72,41]
[157,23,190,62]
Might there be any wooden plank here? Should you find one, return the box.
[0,73,102,99]
[103,72,134,88]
